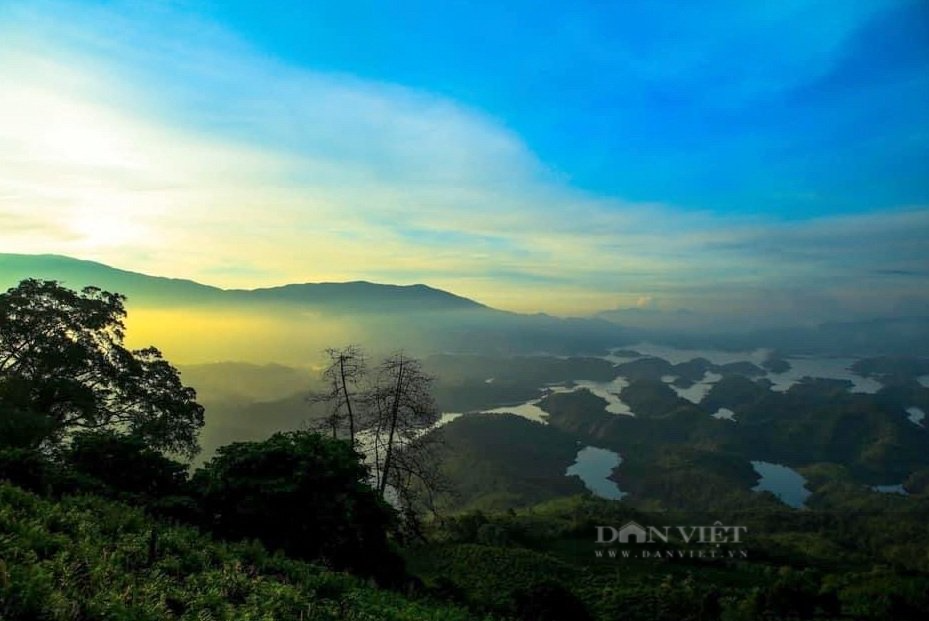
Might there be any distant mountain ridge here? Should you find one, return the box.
[0,253,484,312]
[2,253,925,357]
[0,253,631,357]
[237,281,485,312]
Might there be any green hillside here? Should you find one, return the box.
[0,254,630,359]
[0,483,485,621]
[0,253,482,312]
[0,254,224,307]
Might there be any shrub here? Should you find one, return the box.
[194,431,402,581]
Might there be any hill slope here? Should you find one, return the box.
[0,253,482,312]
[0,253,631,360]
[0,483,481,620]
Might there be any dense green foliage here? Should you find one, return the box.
[425,355,616,413]
[407,495,929,620]
[430,414,585,512]
[0,279,204,457]
[2,432,404,580]
[58,431,198,522]
[194,432,399,580]
[406,361,929,620]
[0,483,484,621]
[3,277,929,620]
[64,432,190,501]
[539,373,929,509]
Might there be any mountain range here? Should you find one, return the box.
[3,253,927,359]
[0,253,484,312]
[0,253,629,361]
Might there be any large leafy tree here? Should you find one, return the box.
[0,279,204,457]
[64,431,190,501]
[193,431,401,580]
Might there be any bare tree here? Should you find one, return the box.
[310,346,450,528]
[383,432,451,535]
[308,345,365,446]
[368,353,439,497]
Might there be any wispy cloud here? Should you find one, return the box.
[0,1,926,323]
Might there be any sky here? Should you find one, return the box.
[1,0,927,323]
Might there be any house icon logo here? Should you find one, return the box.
[595,520,749,559]
[618,521,648,543]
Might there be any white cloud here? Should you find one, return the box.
[0,1,926,322]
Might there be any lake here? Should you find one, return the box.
[751,461,812,509]
[566,446,626,500]
[873,483,908,495]
[907,406,925,427]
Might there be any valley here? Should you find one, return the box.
[3,255,929,620]
[169,341,929,516]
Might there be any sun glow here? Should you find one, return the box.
[68,208,148,249]
[2,5,926,323]
[124,307,356,365]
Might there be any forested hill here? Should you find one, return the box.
[0,253,630,358]
[0,253,483,312]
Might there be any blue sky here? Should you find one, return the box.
[1,0,927,323]
[203,0,929,216]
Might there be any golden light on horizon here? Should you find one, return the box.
[124,306,356,366]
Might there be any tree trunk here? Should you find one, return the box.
[379,356,404,497]
[339,355,355,447]
[147,527,158,566]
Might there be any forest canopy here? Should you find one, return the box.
[0,279,204,456]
